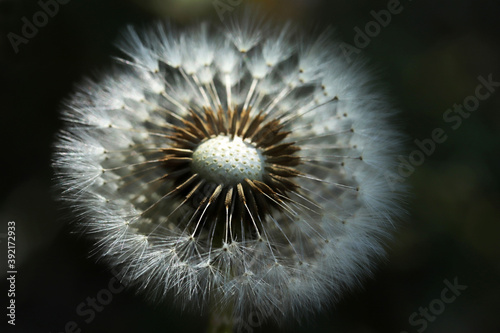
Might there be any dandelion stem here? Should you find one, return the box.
[207,305,234,333]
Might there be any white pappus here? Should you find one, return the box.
[53,12,405,329]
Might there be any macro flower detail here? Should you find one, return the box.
[54,17,404,327]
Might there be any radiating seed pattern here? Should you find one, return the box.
[53,17,405,326]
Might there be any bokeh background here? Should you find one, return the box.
[1,0,499,332]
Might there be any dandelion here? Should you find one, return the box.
[53,14,404,331]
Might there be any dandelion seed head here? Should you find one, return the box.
[191,135,264,184]
[53,13,405,327]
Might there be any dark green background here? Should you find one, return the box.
[1,0,499,332]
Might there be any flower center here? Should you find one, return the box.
[159,107,312,241]
[191,135,264,185]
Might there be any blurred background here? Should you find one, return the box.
[0,0,499,332]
